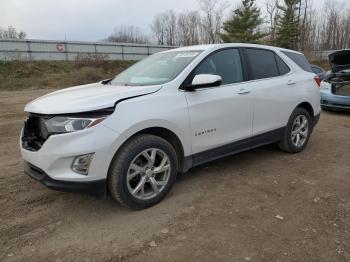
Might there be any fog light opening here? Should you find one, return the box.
[71,153,94,175]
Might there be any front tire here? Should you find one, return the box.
[108,134,178,209]
[278,107,312,153]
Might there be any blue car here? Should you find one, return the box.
[320,50,350,111]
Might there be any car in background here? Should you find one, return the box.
[311,64,327,80]
[320,50,350,112]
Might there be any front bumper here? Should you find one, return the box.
[21,122,125,194]
[321,92,350,111]
[24,161,106,196]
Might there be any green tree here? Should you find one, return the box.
[220,0,265,43]
[275,0,300,49]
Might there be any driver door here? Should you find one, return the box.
[184,48,254,156]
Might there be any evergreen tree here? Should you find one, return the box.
[220,0,265,43]
[275,0,300,49]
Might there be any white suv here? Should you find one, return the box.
[21,44,321,209]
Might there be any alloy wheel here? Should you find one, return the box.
[126,148,171,200]
[291,115,309,148]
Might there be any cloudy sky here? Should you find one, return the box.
[0,0,341,42]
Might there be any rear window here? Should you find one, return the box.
[246,48,280,80]
[282,51,313,73]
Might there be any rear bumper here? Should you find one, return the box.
[24,161,106,196]
[321,92,350,111]
[321,104,350,111]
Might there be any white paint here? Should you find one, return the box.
[21,43,321,184]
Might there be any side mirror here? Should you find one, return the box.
[184,74,222,90]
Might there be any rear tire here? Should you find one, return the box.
[278,107,312,153]
[108,134,178,210]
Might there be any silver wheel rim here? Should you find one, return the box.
[291,115,309,148]
[127,148,171,200]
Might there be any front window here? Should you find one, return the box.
[110,51,202,86]
[193,49,244,85]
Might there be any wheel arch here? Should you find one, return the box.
[296,102,314,120]
[109,126,187,175]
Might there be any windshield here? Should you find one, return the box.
[110,50,202,86]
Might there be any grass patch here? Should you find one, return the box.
[0,60,135,91]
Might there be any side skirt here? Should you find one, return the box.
[183,127,285,172]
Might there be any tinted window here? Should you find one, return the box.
[246,49,279,80]
[312,66,322,74]
[194,49,243,85]
[275,54,290,75]
[282,51,313,73]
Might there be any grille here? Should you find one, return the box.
[22,115,49,152]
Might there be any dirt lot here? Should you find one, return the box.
[1,89,350,262]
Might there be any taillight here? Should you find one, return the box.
[314,75,321,87]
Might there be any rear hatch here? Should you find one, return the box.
[328,50,350,96]
[329,50,350,73]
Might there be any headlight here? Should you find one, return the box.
[45,116,106,134]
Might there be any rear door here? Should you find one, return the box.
[184,48,254,155]
[243,48,295,135]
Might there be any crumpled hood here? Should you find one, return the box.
[25,82,162,114]
[329,50,350,73]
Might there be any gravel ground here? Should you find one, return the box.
[0,89,350,262]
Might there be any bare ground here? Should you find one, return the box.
[0,89,350,262]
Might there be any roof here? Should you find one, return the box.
[166,43,303,55]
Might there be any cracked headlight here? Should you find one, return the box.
[45,116,106,134]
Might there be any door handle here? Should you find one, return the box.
[237,88,251,95]
[287,80,296,85]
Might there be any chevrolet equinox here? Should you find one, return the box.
[21,44,321,209]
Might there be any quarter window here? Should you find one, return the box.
[312,66,322,74]
[194,49,243,85]
[275,54,291,75]
[246,48,280,80]
[282,51,313,73]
